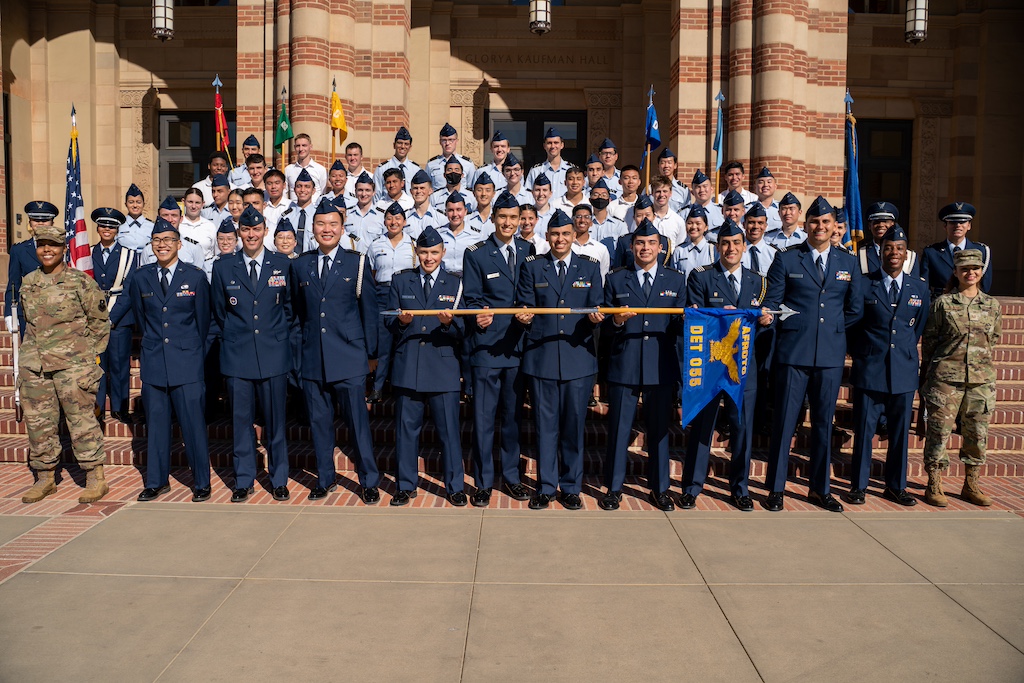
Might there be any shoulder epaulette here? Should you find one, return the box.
[610,266,627,274]
[341,247,359,255]
[394,268,417,276]
[458,155,470,162]
[664,265,684,275]
[281,207,293,216]
[694,265,709,273]
[579,255,599,264]
[775,245,788,252]
[184,262,204,273]
[525,255,538,263]
[466,241,486,252]
[349,234,360,242]
[429,155,441,162]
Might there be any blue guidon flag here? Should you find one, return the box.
[680,308,761,427]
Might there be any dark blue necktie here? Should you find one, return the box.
[423,273,433,302]
[889,280,899,307]
[642,271,652,298]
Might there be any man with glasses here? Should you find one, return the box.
[920,202,991,297]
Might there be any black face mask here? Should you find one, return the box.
[590,197,610,211]
[445,172,462,186]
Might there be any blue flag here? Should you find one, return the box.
[680,308,761,428]
[640,100,661,170]
[712,104,724,172]
[843,112,864,251]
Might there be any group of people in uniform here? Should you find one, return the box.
[6,123,1002,511]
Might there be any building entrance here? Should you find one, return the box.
[486,110,588,171]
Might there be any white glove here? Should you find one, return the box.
[4,316,12,331]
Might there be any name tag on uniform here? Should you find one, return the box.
[267,276,286,287]
[437,294,456,303]
[710,297,724,303]
[226,285,241,291]
[401,294,416,300]
[789,273,803,279]
[835,270,851,281]
[141,292,154,298]
[486,272,500,279]
[299,280,310,287]
[535,283,549,288]
[572,280,591,288]
[615,293,630,299]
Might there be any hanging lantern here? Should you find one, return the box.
[153,0,174,42]
[905,0,928,45]
[530,0,552,35]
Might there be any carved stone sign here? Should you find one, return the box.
[454,48,615,72]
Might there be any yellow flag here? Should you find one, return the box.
[330,90,347,143]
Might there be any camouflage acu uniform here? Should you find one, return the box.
[18,266,110,471]
[920,290,1002,470]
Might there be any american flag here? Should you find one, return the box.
[65,105,92,275]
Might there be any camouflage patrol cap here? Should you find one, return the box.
[953,249,984,268]
[34,224,66,244]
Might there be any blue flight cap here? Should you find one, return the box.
[152,217,179,236]
[881,224,908,243]
[239,205,265,227]
[757,166,774,179]
[218,217,236,234]
[657,148,676,160]
[443,157,463,171]
[295,168,314,185]
[91,207,126,227]
[445,191,466,206]
[687,204,709,223]
[411,169,432,185]
[416,226,444,248]
[632,218,659,239]
[591,178,610,192]
[125,183,143,199]
[211,174,230,188]
[439,122,457,137]
[599,138,617,152]
[474,172,495,188]
[493,190,519,211]
[744,203,767,219]
[25,200,59,221]
[544,127,561,140]
[547,209,572,228]
[385,202,406,217]
[491,130,507,143]
[314,197,340,215]
[835,207,847,224]
[692,170,710,186]
[634,194,654,210]
[805,196,835,218]
[717,219,744,239]
[159,195,180,213]
[586,154,602,166]
[330,159,345,172]
[275,217,295,235]
[533,173,551,187]
[331,195,348,212]
[779,192,801,208]
[503,153,522,169]
[394,127,412,142]
[722,190,745,207]
[867,201,898,222]
[242,134,260,148]
[938,201,976,222]
[355,171,375,187]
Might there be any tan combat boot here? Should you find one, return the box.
[78,465,109,504]
[22,470,57,504]
[961,464,992,506]
[924,468,947,507]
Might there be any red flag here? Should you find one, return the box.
[65,107,92,276]
[215,91,230,150]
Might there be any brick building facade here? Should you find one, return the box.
[1,0,1021,291]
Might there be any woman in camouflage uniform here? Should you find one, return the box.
[18,224,110,504]
[920,249,1001,506]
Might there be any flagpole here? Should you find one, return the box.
[331,77,337,166]
[213,75,234,169]
[645,143,652,189]
[713,89,725,199]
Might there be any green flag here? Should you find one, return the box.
[275,100,293,151]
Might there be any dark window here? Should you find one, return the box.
[485,110,587,170]
[158,111,236,200]
[848,0,902,13]
[175,0,234,7]
[856,118,913,227]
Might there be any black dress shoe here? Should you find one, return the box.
[308,483,338,501]
[876,416,889,437]
[588,396,598,407]
[447,491,468,507]
[529,493,551,510]
[137,484,171,502]
[390,489,416,506]
[272,486,289,501]
[366,389,383,405]
[502,482,530,501]
[471,488,492,507]
[191,487,211,503]
[678,492,697,509]
[732,493,754,512]
[762,491,784,512]
[649,490,675,511]
[844,488,867,505]
[599,491,621,511]
[559,492,583,510]
[360,487,381,504]
[808,491,844,513]
[461,392,473,405]
[231,486,255,503]
[883,487,917,507]
[109,410,131,424]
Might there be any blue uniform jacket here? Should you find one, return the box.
[212,251,294,379]
[849,271,930,395]
[92,241,139,327]
[920,238,992,294]
[603,264,686,386]
[290,248,378,383]
[129,262,211,387]
[612,232,672,269]
[386,268,465,393]
[855,239,920,279]
[764,242,863,368]
[516,252,602,381]
[685,262,769,381]
[4,238,41,321]
[462,234,535,368]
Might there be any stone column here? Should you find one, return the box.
[913,98,951,248]
[119,89,159,205]
[236,0,267,150]
[289,0,332,165]
[727,0,754,177]
[670,0,713,173]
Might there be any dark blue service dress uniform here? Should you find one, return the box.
[290,248,381,491]
[763,242,863,500]
[602,264,685,496]
[387,268,466,494]
[683,263,767,499]
[5,238,41,337]
[462,234,535,492]
[91,241,139,416]
[516,252,603,497]
[129,261,212,491]
[920,238,992,297]
[849,271,929,493]
[212,251,293,490]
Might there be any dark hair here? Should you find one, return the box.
[228,188,245,201]
[208,151,230,165]
[649,174,671,190]
[620,164,640,175]
[183,187,205,202]
[723,161,745,174]
[263,169,286,183]
[383,168,405,181]
[565,167,585,179]
[345,142,363,154]
[242,187,264,200]
[519,203,538,216]
[245,154,266,168]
